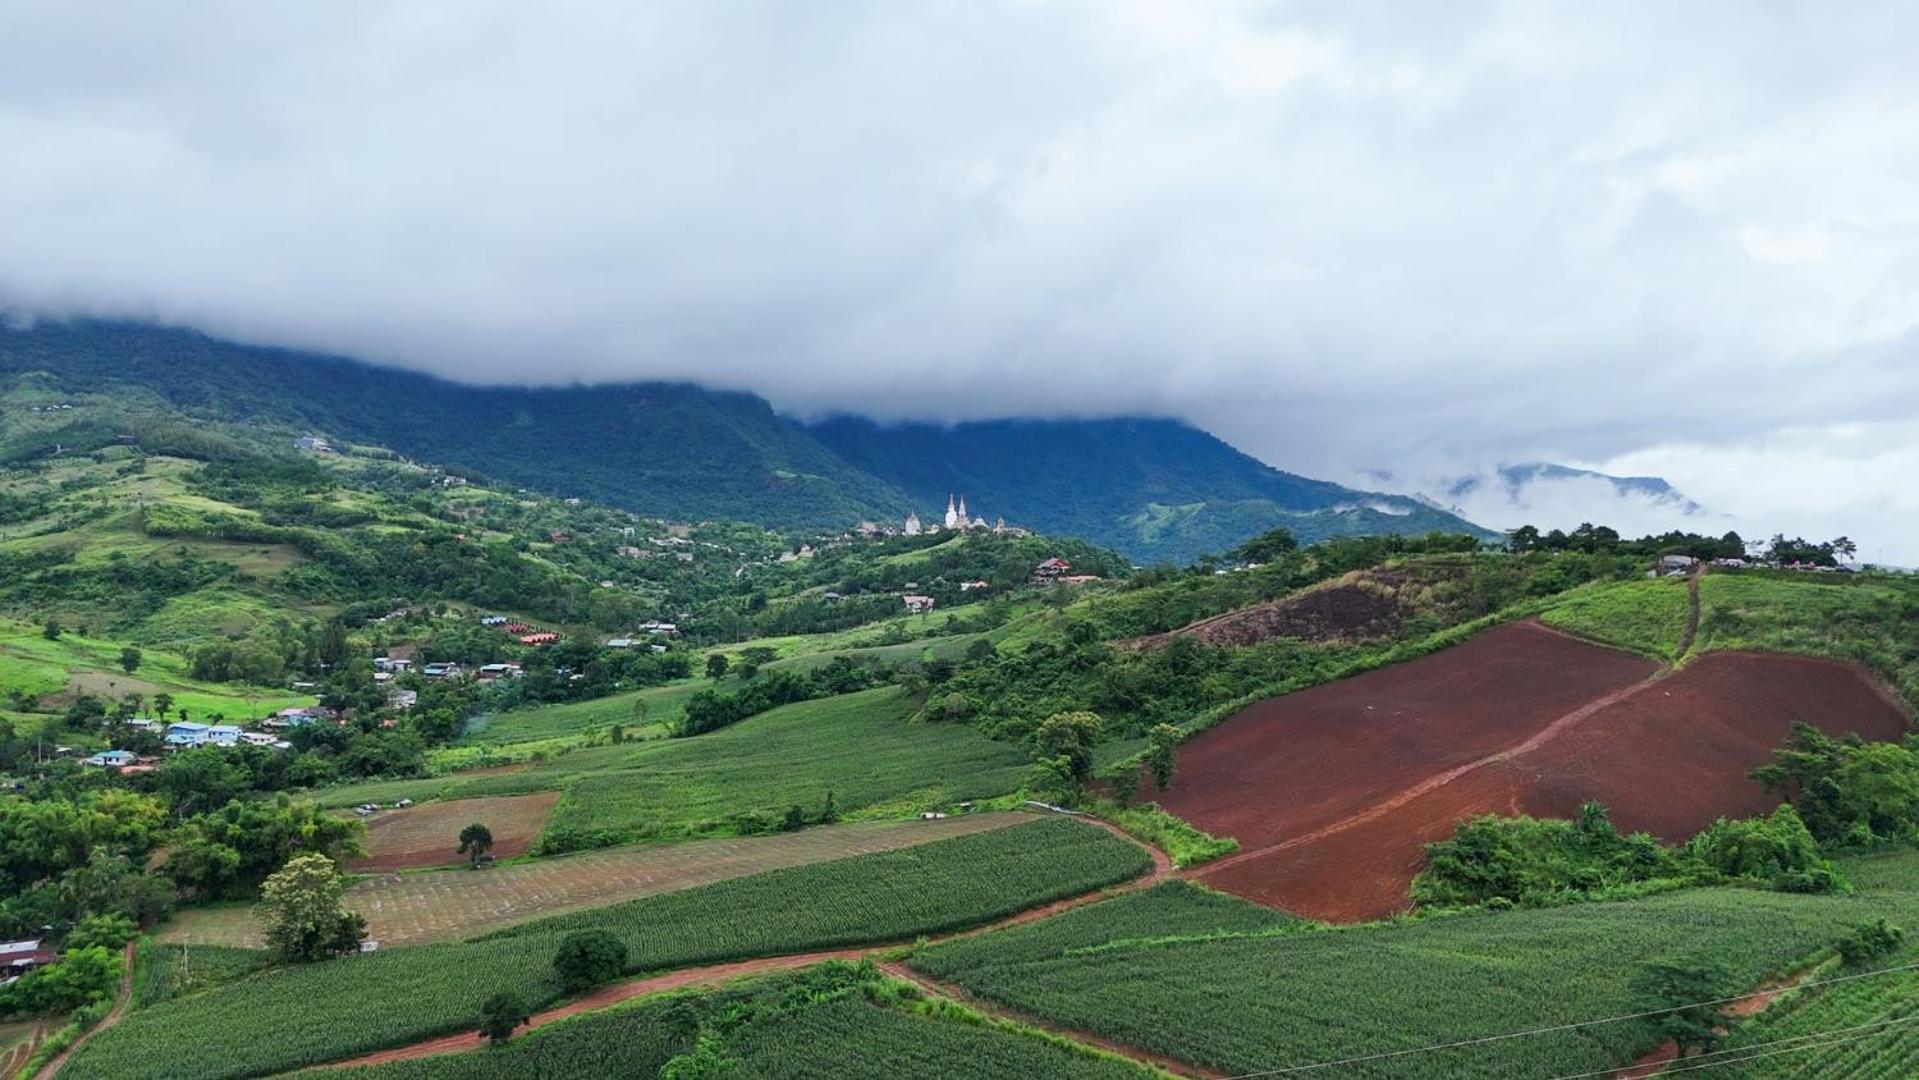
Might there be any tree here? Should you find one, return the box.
[478,990,531,1046]
[118,647,143,675]
[257,854,367,963]
[458,823,495,868]
[1831,536,1859,562]
[1146,724,1181,792]
[1232,527,1298,564]
[42,617,61,641]
[66,912,138,952]
[551,929,628,991]
[1033,711,1103,786]
[1838,919,1904,967]
[705,653,729,680]
[1632,960,1734,1059]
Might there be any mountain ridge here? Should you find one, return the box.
[1,319,1493,560]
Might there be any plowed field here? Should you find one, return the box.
[1161,622,1909,921]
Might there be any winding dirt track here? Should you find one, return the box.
[35,941,136,1080]
[313,816,1189,1075]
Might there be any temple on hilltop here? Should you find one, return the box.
[944,494,991,531]
[903,510,922,536]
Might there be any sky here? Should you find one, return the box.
[3,2,1917,559]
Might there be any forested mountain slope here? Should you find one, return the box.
[810,415,1494,563]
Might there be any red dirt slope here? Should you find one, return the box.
[1155,621,1657,849]
[1513,651,1909,836]
[1172,634,1909,922]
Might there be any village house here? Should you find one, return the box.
[387,689,419,710]
[902,595,937,614]
[1658,554,1699,576]
[83,749,137,768]
[1033,557,1072,583]
[373,655,414,672]
[422,662,462,679]
[958,580,990,592]
[640,620,680,636]
[1,938,59,982]
[477,662,524,681]
[519,632,558,646]
[605,638,635,649]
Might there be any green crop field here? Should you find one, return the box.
[1703,851,1919,1078]
[1540,577,1693,658]
[318,963,1156,1080]
[130,940,270,1010]
[65,818,1150,1080]
[318,687,1032,848]
[910,856,1919,1079]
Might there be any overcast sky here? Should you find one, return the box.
[3,3,1917,559]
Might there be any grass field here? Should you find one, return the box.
[455,680,698,745]
[317,963,1157,1080]
[67,818,1149,1080]
[910,854,1919,1078]
[1540,577,1693,658]
[317,687,1032,848]
[160,813,1033,947]
[0,616,314,718]
[1698,572,1919,704]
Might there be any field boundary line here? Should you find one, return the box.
[877,960,1218,1079]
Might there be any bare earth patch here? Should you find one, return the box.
[159,812,1029,948]
[346,792,560,873]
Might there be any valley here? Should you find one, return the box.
[2,352,1915,1079]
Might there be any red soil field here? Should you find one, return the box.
[1170,630,1909,922]
[345,792,560,872]
[1155,621,1657,848]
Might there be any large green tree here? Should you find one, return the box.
[257,853,366,963]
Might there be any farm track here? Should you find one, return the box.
[311,815,1200,1076]
[1188,647,1669,884]
[876,960,1214,1079]
[35,941,135,1080]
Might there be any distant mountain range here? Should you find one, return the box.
[1450,463,1704,516]
[0,320,1493,562]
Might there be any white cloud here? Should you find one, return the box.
[1,2,1917,555]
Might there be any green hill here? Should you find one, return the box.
[809,415,1496,563]
[0,320,908,530]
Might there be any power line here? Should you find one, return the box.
[1592,1013,1919,1078]
[1219,960,1919,1079]
[1542,1010,1919,1080]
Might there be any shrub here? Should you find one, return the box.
[552,929,629,992]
